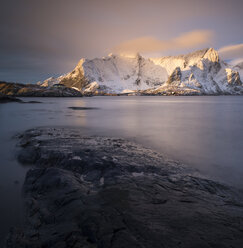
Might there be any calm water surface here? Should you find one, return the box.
[0,96,243,244]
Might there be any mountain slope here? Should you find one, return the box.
[39,48,243,95]
[233,61,243,81]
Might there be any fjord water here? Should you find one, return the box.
[0,96,243,244]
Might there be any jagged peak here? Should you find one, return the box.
[75,48,219,70]
[151,48,209,62]
[74,58,86,70]
[203,47,219,63]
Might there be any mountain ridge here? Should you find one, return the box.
[38,48,243,95]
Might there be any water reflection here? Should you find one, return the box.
[81,96,243,187]
[0,96,243,244]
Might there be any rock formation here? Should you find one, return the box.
[5,127,243,247]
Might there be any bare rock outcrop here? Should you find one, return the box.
[5,127,243,248]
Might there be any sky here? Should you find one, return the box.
[0,0,243,83]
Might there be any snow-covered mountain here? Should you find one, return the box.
[38,48,243,95]
[233,61,243,81]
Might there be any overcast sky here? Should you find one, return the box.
[0,0,243,83]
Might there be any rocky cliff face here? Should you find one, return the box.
[39,48,243,95]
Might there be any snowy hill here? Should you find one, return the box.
[38,48,243,95]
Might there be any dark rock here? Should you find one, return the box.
[6,127,243,248]
[17,146,39,165]
[226,70,242,86]
[0,92,23,103]
[0,81,83,97]
[166,67,182,84]
[24,101,42,104]
[68,107,99,110]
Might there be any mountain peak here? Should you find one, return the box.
[74,58,86,70]
[203,47,219,63]
[38,48,243,95]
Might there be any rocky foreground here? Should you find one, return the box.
[6,127,243,247]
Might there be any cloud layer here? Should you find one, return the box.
[113,30,214,54]
[0,0,242,83]
[218,43,243,60]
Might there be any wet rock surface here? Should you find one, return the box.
[6,127,243,247]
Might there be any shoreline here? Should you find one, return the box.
[5,127,243,247]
